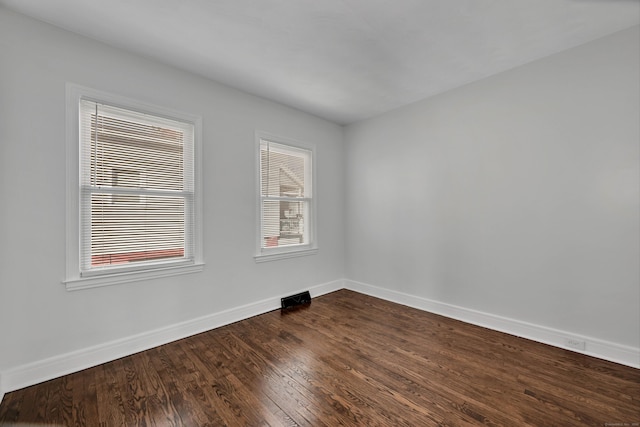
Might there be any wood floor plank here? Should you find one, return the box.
[144,344,222,426]
[0,387,34,425]
[227,331,344,426]
[0,390,23,423]
[203,332,315,426]
[71,366,99,427]
[95,359,130,426]
[1,289,638,426]
[131,350,184,426]
[283,299,510,424]
[229,315,395,425]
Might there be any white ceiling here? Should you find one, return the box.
[1,0,638,124]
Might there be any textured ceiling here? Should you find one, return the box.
[1,0,638,124]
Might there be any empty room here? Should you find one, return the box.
[0,0,638,426]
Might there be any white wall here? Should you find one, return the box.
[0,7,345,387]
[345,27,639,351]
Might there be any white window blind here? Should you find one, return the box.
[79,100,195,275]
[259,139,313,251]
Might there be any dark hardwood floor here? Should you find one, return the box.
[1,289,638,426]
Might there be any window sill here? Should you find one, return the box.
[63,262,205,291]
[254,247,318,263]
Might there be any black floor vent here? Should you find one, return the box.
[281,291,311,310]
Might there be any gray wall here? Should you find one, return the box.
[0,8,345,373]
[345,26,639,349]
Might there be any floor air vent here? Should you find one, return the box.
[281,291,311,310]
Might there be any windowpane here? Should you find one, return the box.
[262,199,308,248]
[260,144,307,197]
[87,193,186,267]
[79,99,194,273]
[85,104,185,191]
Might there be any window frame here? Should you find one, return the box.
[64,84,204,290]
[254,131,318,262]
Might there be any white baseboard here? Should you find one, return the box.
[1,277,636,406]
[344,279,640,369]
[0,279,344,397]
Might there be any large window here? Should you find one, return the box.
[256,134,316,262]
[65,85,203,290]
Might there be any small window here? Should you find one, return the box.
[256,134,317,262]
[65,85,203,290]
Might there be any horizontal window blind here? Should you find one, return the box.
[79,99,195,274]
[259,139,312,249]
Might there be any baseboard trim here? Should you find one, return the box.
[1,277,635,403]
[344,279,640,369]
[0,279,344,396]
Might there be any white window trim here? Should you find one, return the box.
[64,84,204,290]
[254,131,318,263]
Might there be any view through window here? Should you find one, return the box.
[259,139,312,251]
